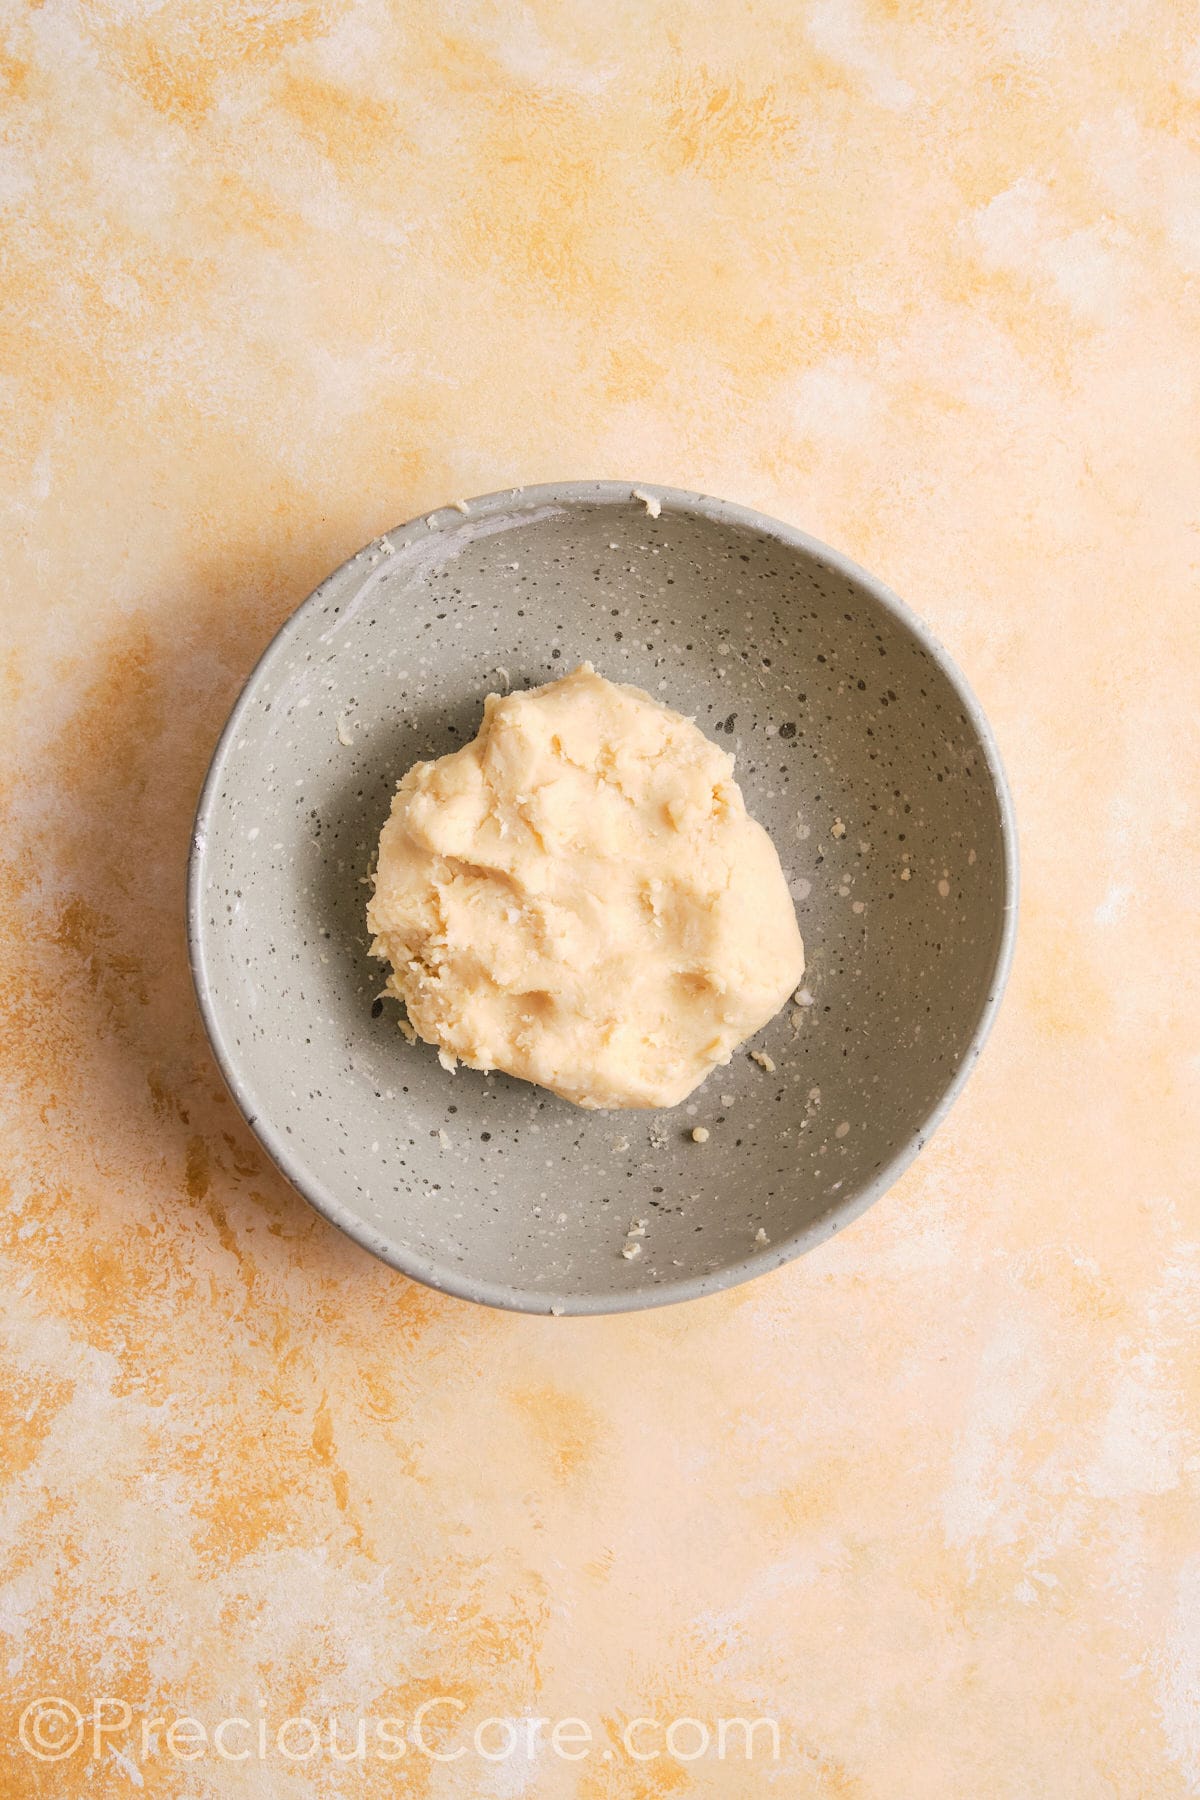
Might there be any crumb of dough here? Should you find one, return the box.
[831,818,846,838]
[749,1049,776,1073]
[621,1241,643,1260]
[437,1128,450,1148]
[632,488,662,518]
[900,867,911,881]
[691,1126,710,1143]
[367,664,804,1109]
[451,498,470,513]
[336,715,355,747]
[755,1227,768,1243]
[550,1304,564,1316]
[397,1016,416,1044]
[627,1219,647,1237]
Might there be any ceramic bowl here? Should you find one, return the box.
[188,483,1017,1314]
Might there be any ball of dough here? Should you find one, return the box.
[367,664,804,1110]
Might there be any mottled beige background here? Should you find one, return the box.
[2,2,1199,1796]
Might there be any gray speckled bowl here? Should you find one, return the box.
[188,483,1017,1314]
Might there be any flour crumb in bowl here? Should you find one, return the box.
[632,487,662,518]
[749,1049,776,1074]
[621,1220,647,1261]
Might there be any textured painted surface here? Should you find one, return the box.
[1,2,1198,1795]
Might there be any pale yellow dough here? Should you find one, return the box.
[367,664,805,1109]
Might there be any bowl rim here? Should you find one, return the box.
[187,480,1020,1315]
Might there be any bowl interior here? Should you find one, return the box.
[190,485,1013,1312]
